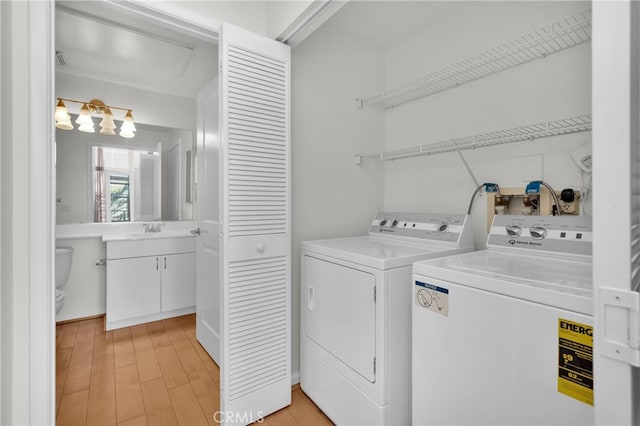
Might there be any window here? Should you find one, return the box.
[91,145,161,223]
[109,174,130,222]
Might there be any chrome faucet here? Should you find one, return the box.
[142,223,162,233]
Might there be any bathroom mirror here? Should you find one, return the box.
[56,122,194,224]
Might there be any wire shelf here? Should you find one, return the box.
[354,114,592,163]
[356,9,592,110]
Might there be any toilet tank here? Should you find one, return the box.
[55,247,73,289]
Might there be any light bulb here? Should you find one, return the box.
[55,99,73,130]
[99,106,116,134]
[122,110,136,132]
[75,103,95,132]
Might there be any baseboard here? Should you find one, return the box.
[291,370,300,386]
[55,313,104,325]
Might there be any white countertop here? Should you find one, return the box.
[56,221,197,241]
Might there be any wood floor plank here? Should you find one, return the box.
[86,352,116,426]
[93,323,113,356]
[163,318,193,351]
[57,321,79,350]
[56,367,68,417]
[130,324,153,352]
[114,363,145,423]
[189,373,217,400]
[176,314,197,338]
[262,407,300,426]
[155,345,189,389]
[288,389,333,426]
[197,384,220,426]
[147,320,173,348]
[64,349,93,395]
[168,382,209,426]
[176,346,207,381]
[192,342,220,386]
[140,377,179,426]
[118,413,147,426]
[57,389,89,426]
[135,347,163,383]
[114,328,137,368]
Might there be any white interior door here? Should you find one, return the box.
[196,78,222,366]
[593,1,640,424]
[219,22,291,425]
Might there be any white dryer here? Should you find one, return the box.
[300,212,474,425]
[412,214,593,425]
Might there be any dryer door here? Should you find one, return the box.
[303,255,376,382]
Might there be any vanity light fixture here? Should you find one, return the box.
[55,97,136,138]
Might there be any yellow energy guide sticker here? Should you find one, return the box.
[558,318,593,406]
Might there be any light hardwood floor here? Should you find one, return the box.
[56,314,333,426]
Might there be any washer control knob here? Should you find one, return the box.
[379,219,387,226]
[438,223,448,232]
[505,225,522,237]
[529,227,547,240]
[391,219,399,227]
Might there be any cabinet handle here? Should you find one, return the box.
[156,257,159,270]
[164,256,167,270]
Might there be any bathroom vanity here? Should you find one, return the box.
[104,234,196,330]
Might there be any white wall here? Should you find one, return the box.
[291,21,386,376]
[382,1,591,248]
[0,2,6,422]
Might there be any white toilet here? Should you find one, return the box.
[55,247,73,315]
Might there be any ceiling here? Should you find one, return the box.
[55,2,218,100]
[54,1,470,99]
[325,1,472,49]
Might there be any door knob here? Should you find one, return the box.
[256,243,265,253]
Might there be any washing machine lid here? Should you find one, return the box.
[302,235,471,270]
[413,250,593,315]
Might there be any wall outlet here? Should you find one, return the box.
[557,191,580,215]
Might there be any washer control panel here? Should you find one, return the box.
[488,215,592,256]
[369,212,470,243]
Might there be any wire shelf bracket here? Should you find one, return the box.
[354,114,592,164]
[356,9,592,110]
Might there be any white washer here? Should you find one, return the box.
[412,215,593,425]
[300,212,474,425]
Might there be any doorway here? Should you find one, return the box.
[53,0,218,421]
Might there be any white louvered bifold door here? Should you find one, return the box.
[219,22,291,426]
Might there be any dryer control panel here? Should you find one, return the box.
[369,212,472,245]
[488,214,592,256]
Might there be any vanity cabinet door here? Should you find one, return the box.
[160,253,196,311]
[107,256,162,323]
[161,252,196,312]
